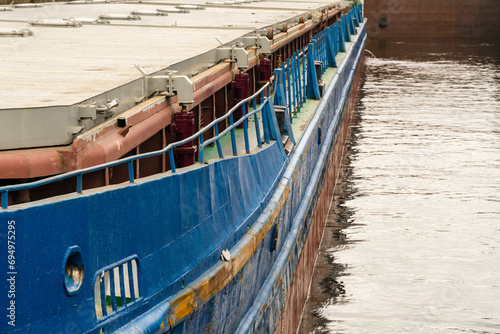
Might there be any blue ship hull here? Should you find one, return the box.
[1,8,366,334]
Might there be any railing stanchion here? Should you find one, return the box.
[291,58,297,116]
[302,47,307,103]
[118,265,127,307]
[242,104,250,154]
[286,61,292,115]
[214,123,224,158]
[1,191,8,209]
[109,268,118,311]
[324,32,328,69]
[295,52,302,109]
[199,134,204,163]
[77,173,83,193]
[168,149,176,173]
[99,275,108,317]
[128,161,134,183]
[262,99,270,144]
[229,114,238,156]
[253,97,262,148]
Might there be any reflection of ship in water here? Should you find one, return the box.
[0,1,366,333]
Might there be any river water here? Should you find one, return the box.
[299,39,500,334]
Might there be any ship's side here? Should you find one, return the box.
[0,2,365,333]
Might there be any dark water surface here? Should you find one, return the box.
[299,39,500,334]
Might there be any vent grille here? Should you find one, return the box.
[94,256,140,320]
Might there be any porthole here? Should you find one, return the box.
[63,246,85,296]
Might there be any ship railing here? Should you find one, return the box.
[274,4,363,110]
[198,82,271,163]
[0,83,278,210]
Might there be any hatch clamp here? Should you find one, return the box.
[216,46,249,70]
[134,65,194,106]
[242,35,271,55]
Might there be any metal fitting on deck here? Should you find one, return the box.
[172,112,197,167]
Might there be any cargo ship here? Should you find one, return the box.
[0,1,365,333]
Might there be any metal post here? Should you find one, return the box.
[286,61,292,112]
[119,265,127,307]
[332,24,338,55]
[242,104,250,153]
[77,173,83,193]
[253,98,262,148]
[99,276,107,317]
[302,47,306,103]
[229,114,238,156]
[127,262,136,301]
[198,134,204,163]
[168,149,176,173]
[128,161,134,183]
[1,191,8,209]
[262,100,270,144]
[289,59,296,116]
[306,43,321,99]
[326,27,337,68]
[338,21,346,52]
[321,31,326,68]
[109,268,118,311]
[214,123,224,158]
[295,52,302,108]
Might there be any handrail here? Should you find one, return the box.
[197,82,271,162]
[203,103,266,148]
[0,82,272,209]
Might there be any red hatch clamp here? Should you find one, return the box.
[231,73,250,128]
[172,111,197,168]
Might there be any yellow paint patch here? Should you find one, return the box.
[231,236,256,277]
[192,262,232,304]
[169,288,197,327]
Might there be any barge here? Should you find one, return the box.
[0,1,365,333]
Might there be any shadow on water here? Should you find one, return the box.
[298,88,366,334]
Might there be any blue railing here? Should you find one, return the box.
[198,83,271,162]
[274,48,307,116]
[0,83,277,210]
